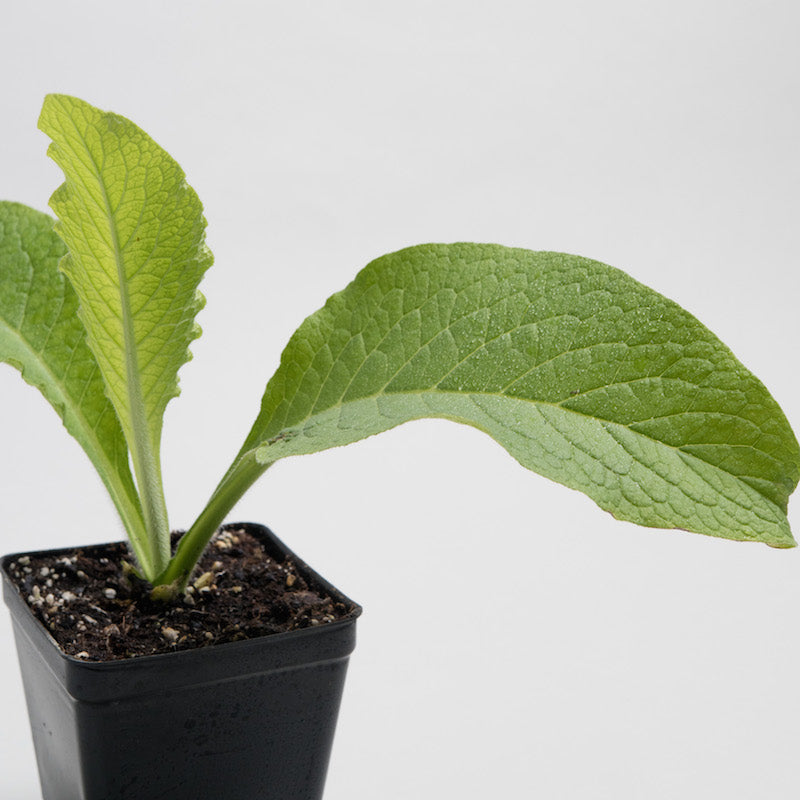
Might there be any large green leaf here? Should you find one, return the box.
[211,244,798,551]
[0,201,146,560]
[39,95,212,577]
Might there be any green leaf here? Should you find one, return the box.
[228,244,799,549]
[38,95,212,578]
[0,201,146,561]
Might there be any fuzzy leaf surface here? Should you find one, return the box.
[235,244,799,547]
[0,201,145,553]
[39,95,212,574]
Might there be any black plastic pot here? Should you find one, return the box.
[2,523,361,800]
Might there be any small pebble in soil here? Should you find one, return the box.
[193,571,214,590]
[161,627,180,644]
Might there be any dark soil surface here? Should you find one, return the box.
[4,526,356,661]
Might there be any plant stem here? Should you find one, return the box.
[129,431,171,579]
[156,451,270,590]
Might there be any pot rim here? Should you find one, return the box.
[2,522,362,698]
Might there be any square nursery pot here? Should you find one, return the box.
[2,522,361,800]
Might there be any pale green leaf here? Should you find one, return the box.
[38,95,212,575]
[0,201,146,558]
[236,244,799,547]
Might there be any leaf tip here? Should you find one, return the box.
[767,529,797,549]
[38,93,76,133]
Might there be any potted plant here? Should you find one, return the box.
[2,95,798,800]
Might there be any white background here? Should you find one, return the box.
[2,2,800,798]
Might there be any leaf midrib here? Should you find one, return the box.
[0,316,149,557]
[263,386,786,512]
[67,119,167,568]
[79,140,148,438]
[304,276,668,421]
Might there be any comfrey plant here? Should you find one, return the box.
[1,95,798,599]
